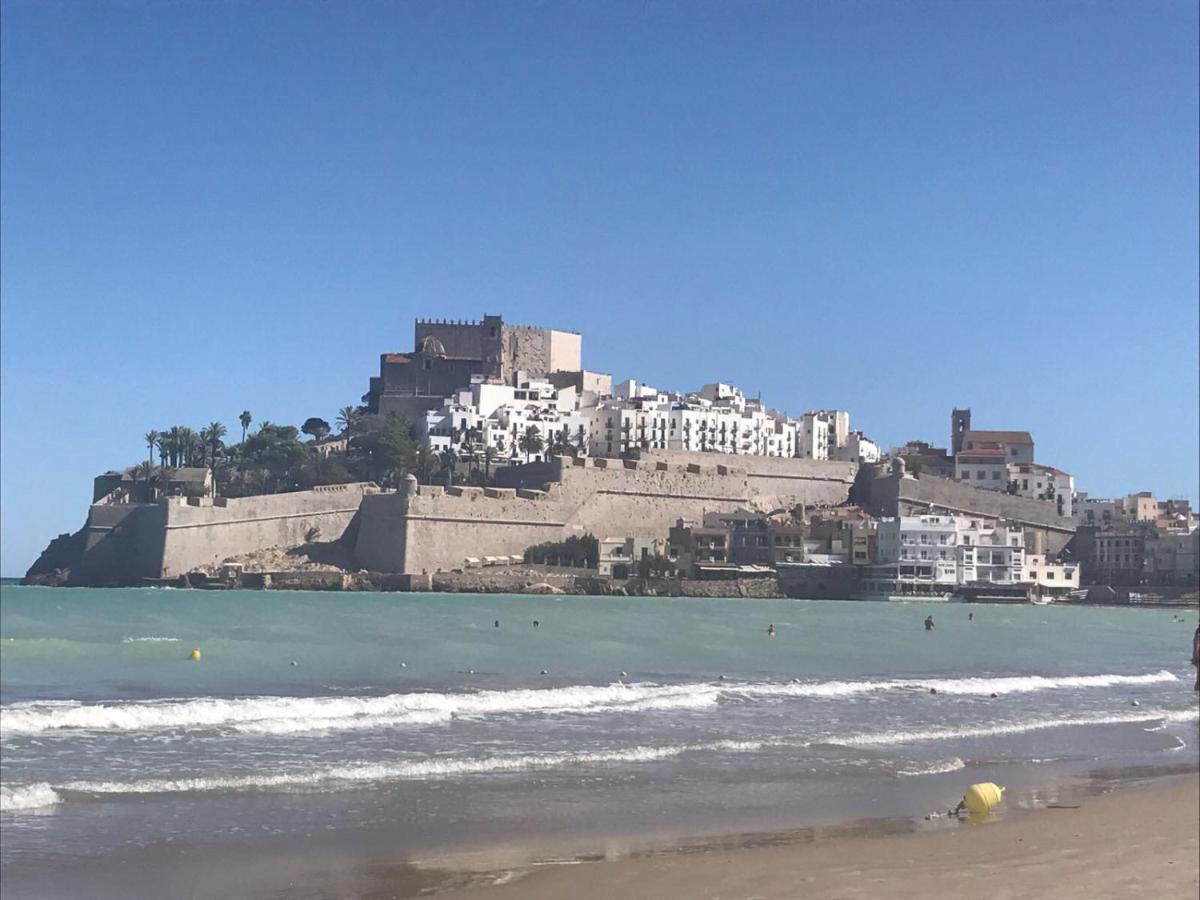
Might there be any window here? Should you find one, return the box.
[939,550,948,560]
[1010,448,1018,456]
[939,535,949,544]
[1022,479,1029,490]
[1047,571,1055,580]
[920,550,929,560]
[976,471,986,480]
[992,471,1001,480]
[920,534,930,544]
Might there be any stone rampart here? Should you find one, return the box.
[353,457,756,574]
[634,449,857,510]
[158,483,377,577]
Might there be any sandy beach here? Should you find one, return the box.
[442,773,1199,900]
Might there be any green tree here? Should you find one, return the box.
[302,417,332,441]
[145,430,159,469]
[155,434,169,468]
[518,425,544,463]
[239,410,252,443]
[353,414,418,487]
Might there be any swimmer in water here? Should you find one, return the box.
[924,615,935,631]
[533,620,539,628]
[968,612,973,621]
[494,620,500,628]
[767,624,776,636]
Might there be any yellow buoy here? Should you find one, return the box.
[962,782,1005,814]
[189,648,202,662]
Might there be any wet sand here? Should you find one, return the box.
[441,773,1199,900]
[4,772,1196,899]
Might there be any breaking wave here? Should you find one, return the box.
[0,783,61,813]
[0,670,1180,739]
[828,708,1199,748]
[895,757,966,777]
[57,739,766,797]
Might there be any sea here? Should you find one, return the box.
[1,583,1197,896]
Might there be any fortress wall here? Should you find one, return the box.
[353,459,756,574]
[158,483,377,577]
[76,503,168,584]
[635,449,857,510]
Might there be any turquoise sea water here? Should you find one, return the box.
[1,585,1197,891]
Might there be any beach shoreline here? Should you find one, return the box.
[438,769,1200,899]
[4,765,1196,899]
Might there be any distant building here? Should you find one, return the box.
[950,408,1034,463]
[892,441,954,479]
[1008,463,1074,517]
[1022,553,1081,598]
[667,519,731,576]
[366,314,590,417]
[954,449,1009,489]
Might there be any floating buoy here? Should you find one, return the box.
[290,660,297,667]
[400,662,407,668]
[1130,699,1140,707]
[540,669,548,675]
[962,782,1005,815]
[620,671,627,678]
[189,648,202,662]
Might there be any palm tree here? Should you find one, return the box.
[166,427,183,467]
[518,425,544,463]
[239,410,252,443]
[131,460,153,500]
[337,406,360,438]
[439,447,456,485]
[483,445,496,484]
[198,427,213,466]
[207,422,226,465]
[155,435,169,468]
[145,431,159,469]
[178,427,196,466]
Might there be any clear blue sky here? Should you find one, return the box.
[2,1,1197,574]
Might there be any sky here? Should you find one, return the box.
[1,1,1197,574]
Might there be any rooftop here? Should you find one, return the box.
[963,429,1034,444]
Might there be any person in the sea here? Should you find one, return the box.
[767,624,776,636]
[924,615,935,631]
[1191,624,1199,691]
[968,612,973,621]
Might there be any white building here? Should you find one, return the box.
[836,431,881,463]
[1022,553,1081,597]
[872,515,1025,588]
[954,448,1008,490]
[798,413,830,460]
[1008,463,1074,517]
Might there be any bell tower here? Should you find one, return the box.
[951,408,971,455]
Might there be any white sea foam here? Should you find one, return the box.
[0,782,61,813]
[827,707,1200,748]
[59,739,764,797]
[0,670,1179,739]
[121,636,181,643]
[737,670,1178,700]
[0,683,723,738]
[895,757,966,777]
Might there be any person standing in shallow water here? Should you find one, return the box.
[924,615,935,631]
[1191,624,1199,691]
